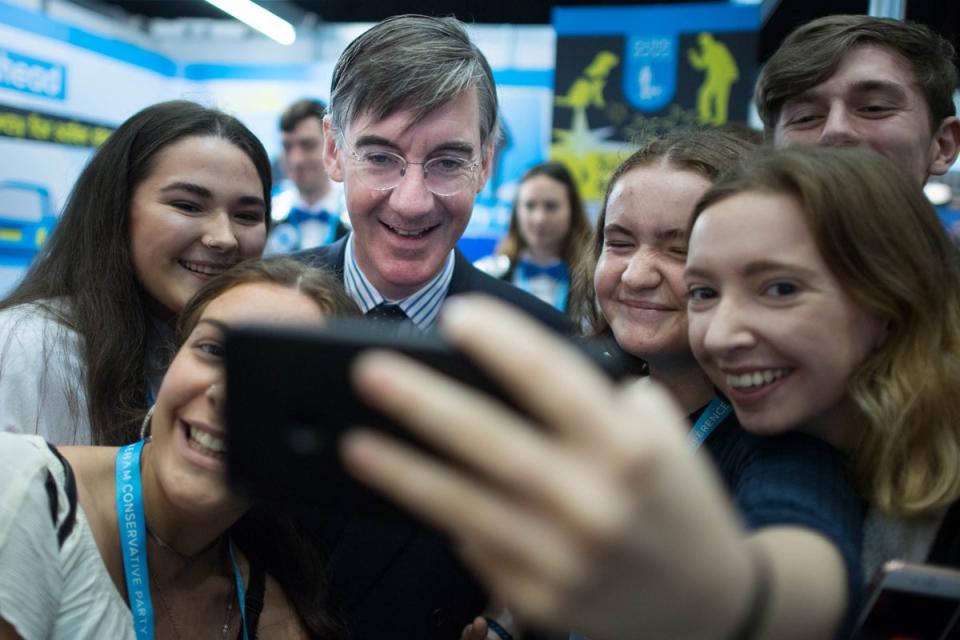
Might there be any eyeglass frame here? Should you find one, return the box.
[344,145,484,197]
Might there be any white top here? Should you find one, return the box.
[0,433,134,639]
[0,300,90,445]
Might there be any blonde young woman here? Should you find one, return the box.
[683,146,960,578]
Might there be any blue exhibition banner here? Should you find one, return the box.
[0,47,66,100]
[550,3,760,204]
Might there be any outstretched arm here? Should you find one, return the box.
[342,296,847,640]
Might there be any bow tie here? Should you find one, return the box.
[287,207,332,225]
[517,260,567,281]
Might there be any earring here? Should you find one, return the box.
[140,404,156,441]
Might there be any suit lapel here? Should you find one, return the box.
[449,249,480,296]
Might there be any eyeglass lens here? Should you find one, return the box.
[353,151,475,196]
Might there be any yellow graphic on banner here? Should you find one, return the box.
[555,51,620,111]
[552,50,632,202]
[0,105,113,148]
[0,228,23,242]
[687,33,739,125]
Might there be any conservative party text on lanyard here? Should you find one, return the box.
[115,440,250,640]
[688,395,732,451]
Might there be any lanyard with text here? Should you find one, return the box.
[115,440,250,640]
[688,395,733,451]
[115,440,155,640]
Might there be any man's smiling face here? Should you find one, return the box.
[325,89,491,299]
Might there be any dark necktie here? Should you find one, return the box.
[367,303,409,333]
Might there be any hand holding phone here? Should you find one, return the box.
[224,317,630,513]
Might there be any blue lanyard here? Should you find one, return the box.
[229,538,250,640]
[688,395,733,451]
[116,440,154,640]
[115,441,250,640]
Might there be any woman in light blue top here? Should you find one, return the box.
[477,162,590,316]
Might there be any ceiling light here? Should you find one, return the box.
[203,0,296,45]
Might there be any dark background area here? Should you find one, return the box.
[94,0,695,23]
[91,0,960,69]
[760,0,959,62]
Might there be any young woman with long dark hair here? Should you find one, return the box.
[0,100,272,445]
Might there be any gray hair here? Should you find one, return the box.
[328,14,499,150]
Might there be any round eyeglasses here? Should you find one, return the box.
[348,148,482,197]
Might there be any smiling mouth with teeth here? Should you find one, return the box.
[725,368,790,390]
[382,221,438,239]
[179,260,230,277]
[186,424,227,459]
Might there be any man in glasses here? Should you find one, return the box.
[297,14,566,333]
[292,15,564,640]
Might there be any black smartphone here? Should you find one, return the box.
[224,318,631,515]
[851,560,960,640]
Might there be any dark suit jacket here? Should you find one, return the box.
[291,238,566,639]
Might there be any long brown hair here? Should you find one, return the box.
[568,129,757,333]
[692,146,960,516]
[0,100,272,445]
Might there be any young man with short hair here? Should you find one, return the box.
[756,14,960,185]
[267,98,348,253]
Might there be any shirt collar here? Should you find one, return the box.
[343,232,455,330]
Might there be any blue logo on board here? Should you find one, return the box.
[0,49,66,100]
[624,35,676,112]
